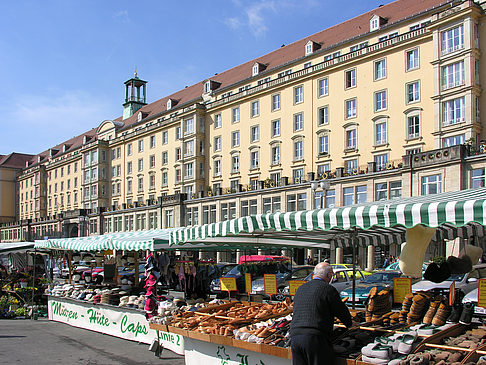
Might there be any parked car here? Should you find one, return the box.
[384,261,428,274]
[339,270,403,307]
[251,265,314,300]
[331,264,373,276]
[412,264,486,296]
[462,288,486,316]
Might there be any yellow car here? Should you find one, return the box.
[331,264,373,276]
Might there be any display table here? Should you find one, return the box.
[47,295,184,354]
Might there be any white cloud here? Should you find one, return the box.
[0,90,117,154]
[245,2,276,37]
[224,17,243,30]
[113,10,130,24]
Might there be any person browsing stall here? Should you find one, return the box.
[291,262,356,365]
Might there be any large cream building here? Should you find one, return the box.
[1,0,486,268]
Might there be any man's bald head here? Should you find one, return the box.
[313,262,334,283]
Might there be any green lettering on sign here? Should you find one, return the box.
[87,308,110,327]
[120,314,148,337]
[52,301,79,320]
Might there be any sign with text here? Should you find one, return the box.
[449,281,455,306]
[245,273,251,294]
[220,277,237,292]
[47,296,184,354]
[264,274,277,295]
[288,280,306,296]
[478,279,486,308]
[393,277,412,303]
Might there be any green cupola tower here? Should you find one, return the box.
[122,70,147,120]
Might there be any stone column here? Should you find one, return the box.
[367,245,375,271]
[335,247,343,264]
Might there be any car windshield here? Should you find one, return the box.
[363,272,401,283]
[445,273,466,281]
[226,265,242,276]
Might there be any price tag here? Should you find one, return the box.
[478,279,486,308]
[288,280,306,296]
[393,277,412,303]
[449,281,455,306]
[220,277,237,292]
[245,273,252,293]
[264,274,277,295]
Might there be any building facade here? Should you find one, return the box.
[1,0,486,268]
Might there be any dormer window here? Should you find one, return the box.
[204,81,211,94]
[251,62,266,77]
[138,112,143,122]
[305,41,320,56]
[203,79,221,94]
[370,14,386,31]
[252,64,259,76]
[167,99,172,110]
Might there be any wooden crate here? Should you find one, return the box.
[260,343,292,359]
[210,333,233,347]
[232,339,261,353]
[149,322,168,332]
[187,330,211,342]
[167,325,189,337]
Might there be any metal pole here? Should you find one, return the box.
[31,248,36,320]
[351,229,357,310]
[68,250,72,284]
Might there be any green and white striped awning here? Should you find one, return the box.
[0,242,35,254]
[170,187,486,248]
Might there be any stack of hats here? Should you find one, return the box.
[366,287,392,322]
[127,296,139,309]
[399,294,414,324]
[100,289,112,304]
[406,293,431,324]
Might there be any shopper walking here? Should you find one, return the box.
[291,262,356,365]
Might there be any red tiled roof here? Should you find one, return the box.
[0,153,34,169]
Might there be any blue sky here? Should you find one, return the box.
[0,0,388,155]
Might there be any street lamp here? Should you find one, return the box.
[310,180,331,209]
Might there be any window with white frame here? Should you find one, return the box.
[150,135,156,148]
[214,136,221,152]
[184,118,194,134]
[127,161,132,174]
[318,106,329,125]
[263,196,281,213]
[204,81,211,94]
[232,131,240,147]
[213,159,221,176]
[232,107,240,123]
[287,193,307,212]
[251,101,259,117]
[292,168,304,184]
[184,162,194,179]
[138,158,143,172]
[442,134,465,147]
[165,209,174,228]
[374,153,388,171]
[305,42,313,55]
[318,78,329,97]
[149,174,155,189]
[441,24,464,55]
[175,168,181,183]
[344,159,357,174]
[184,140,194,157]
[271,145,280,165]
[374,59,386,80]
[376,181,402,200]
[250,125,259,142]
[162,151,168,165]
[231,155,239,172]
[294,140,303,161]
[346,99,357,118]
[138,139,143,153]
[345,69,356,88]
[127,143,132,156]
[127,179,133,194]
[406,48,419,71]
[250,150,259,168]
[442,97,465,126]
[272,93,280,111]
[442,61,464,90]
[375,90,387,111]
[271,119,280,137]
[407,81,420,103]
[214,114,222,128]
[370,17,379,31]
[162,131,168,144]
[317,163,330,177]
[252,64,259,76]
[471,168,485,189]
[149,155,155,168]
[294,113,304,131]
[343,185,367,205]
[422,174,442,195]
[407,114,421,139]
[345,128,357,150]
[162,171,168,187]
[241,199,258,216]
[375,120,387,145]
[318,135,329,154]
[294,86,303,104]
[175,126,182,140]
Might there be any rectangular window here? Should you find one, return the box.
[202,205,217,224]
[213,160,221,176]
[443,97,465,126]
[376,182,388,200]
[345,69,356,88]
[127,144,132,156]
[162,131,168,144]
[126,161,132,174]
[150,135,156,148]
[375,90,387,111]
[138,139,143,152]
[251,151,259,168]
[175,168,181,183]
[232,155,239,172]
[214,136,221,152]
[293,168,304,184]
[165,210,174,228]
[214,114,222,128]
[294,141,303,160]
[407,115,421,139]
[406,48,419,70]
[294,86,303,104]
[271,93,280,111]
[250,101,259,117]
[346,129,357,150]
[184,118,194,134]
[271,145,280,164]
[149,155,155,168]
[127,180,132,194]
[138,158,143,172]
[162,172,168,187]
[374,59,386,80]
[343,187,354,206]
[375,121,387,145]
[318,135,329,154]
[232,107,240,123]
[442,134,465,147]
[149,174,155,189]
[232,131,240,147]
[407,81,420,103]
[318,106,329,125]
[325,189,335,208]
[184,140,194,157]
[241,199,258,216]
[471,168,485,189]
[294,113,303,131]
[263,197,281,214]
[138,177,143,192]
[250,126,259,142]
[271,119,280,137]
[184,162,194,179]
[344,159,357,174]
[422,174,442,195]
[390,181,402,199]
[162,151,168,165]
[374,153,388,171]
[346,99,357,118]
[318,78,328,97]
[441,24,464,55]
[442,61,464,90]
[287,193,307,212]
